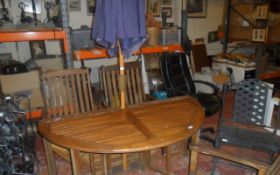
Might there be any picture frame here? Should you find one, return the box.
[162,0,172,6]
[255,4,269,20]
[69,0,81,11]
[147,0,161,17]
[162,7,172,18]
[87,0,96,15]
[29,40,46,59]
[208,31,219,43]
[187,0,207,18]
[251,28,268,43]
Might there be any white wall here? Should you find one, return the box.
[187,0,225,55]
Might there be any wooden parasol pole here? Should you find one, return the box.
[118,41,128,170]
[118,41,126,109]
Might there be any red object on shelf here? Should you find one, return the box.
[26,108,43,120]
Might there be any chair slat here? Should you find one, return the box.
[130,68,139,104]
[82,71,91,112]
[70,74,79,114]
[135,67,144,103]
[111,70,120,107]
[106,71,114,107]
[126,68,133,105]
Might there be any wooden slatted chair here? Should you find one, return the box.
[99,61,146,108]
[42,68,95,120]
[41,68,106,175]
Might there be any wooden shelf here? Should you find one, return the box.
[74,44,184,60]
[0,28,68,52]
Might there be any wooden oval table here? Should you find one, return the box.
[38,96,205,175]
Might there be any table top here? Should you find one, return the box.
[38,96,204,153]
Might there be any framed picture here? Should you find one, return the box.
[255,4,269,20]
[147,0,161,17]
[251,28,268,42]
[162,0,172,6]
[187,0,207,18]
[87,0,96,15]
[162,7,172,18]
[69,0,81,11]
[29,41,46,59]
[208,31,219,43]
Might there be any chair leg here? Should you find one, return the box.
[189,148,199,175]
[43,139,57,175]
[90,153,96,175]
[258,168,267,175]
[123,154,128,170]
[70,149,82,175]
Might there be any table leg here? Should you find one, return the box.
[70,149,82,175]
[43,139,57,175]
[189,131,200,175]
[166,146,172,172]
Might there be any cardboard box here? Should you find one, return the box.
[0,70,44,110]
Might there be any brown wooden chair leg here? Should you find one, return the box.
[258,168,267,175]
[142,151,151,169]
[103,154,111,175]
[70,149,82,175]
[123,154,128,170]
[43,139,57,175]
[90,153,96,175]
[189,148,199,175]
[189,131,200,175]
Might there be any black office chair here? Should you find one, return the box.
[159,52,221,142]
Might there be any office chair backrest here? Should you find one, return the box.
[160,52,196,97]
[42,68,95,121]
[99,61,145,108]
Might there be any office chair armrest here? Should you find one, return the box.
[193,80,220,95]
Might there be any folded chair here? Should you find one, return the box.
[159,52,222,143]
[189,78,280,175]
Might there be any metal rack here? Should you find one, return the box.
[0,0,72,68]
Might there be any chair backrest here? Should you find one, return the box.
[190,43,211,73]
[160,52,196,97]
[232,79,272,125]
[42,68,95,120]
[99,61,145,108]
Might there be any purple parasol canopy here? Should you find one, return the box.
[91,0,147,58]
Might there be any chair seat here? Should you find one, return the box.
[196,93,221,116]
[219,126,280,153]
